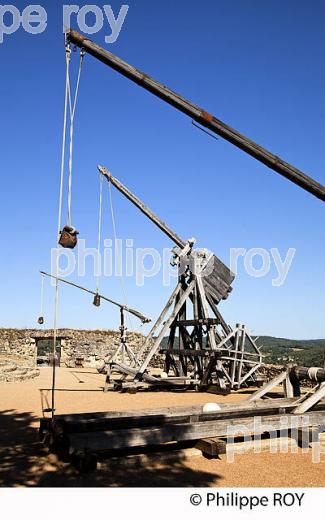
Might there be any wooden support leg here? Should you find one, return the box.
[247,370,288,401]
[294,427,313,449]
[230,325,240,387]
[164,352,170,375]
[236,325,245,388]
[104,364,112,392]
[196,276,227,391]
[200,357,216,389]
[125,344,138,365]
[284,372,294,398]
[135,282,182,362]
[293,383,325,414]
[135,280,196,380]
[178,275,187,377]
[195,437,227,458]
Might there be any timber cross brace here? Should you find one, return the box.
[98,166,264,394]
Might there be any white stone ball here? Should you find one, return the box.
[160,371,168,379]
[202,402,222,413]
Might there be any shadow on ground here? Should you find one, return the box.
[0,409,219,487]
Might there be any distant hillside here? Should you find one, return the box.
[256,336,325,349]
[160,336,325,367]
[256,336,325,366]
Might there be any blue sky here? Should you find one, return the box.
[0,0,324,338]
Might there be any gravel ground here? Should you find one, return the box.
[0,367,324,487]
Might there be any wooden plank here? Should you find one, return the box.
[237,364,261,387]
[203,273,229,298]
[67,412,325,452]
[50,397,309,424]
[203,255,235,287]
[202,278,224,304]
[293,383,325,414]
[247,371,288,401]
[52,398,325,435]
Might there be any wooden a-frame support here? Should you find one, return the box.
[106,270,263,392]
[248,367,325,414]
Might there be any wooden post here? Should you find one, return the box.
[135,280,196,379]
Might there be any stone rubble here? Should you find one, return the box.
[0,357,40,383]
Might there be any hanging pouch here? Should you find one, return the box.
[59,225,79,249]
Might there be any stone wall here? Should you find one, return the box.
[0,328,152,369]
[0,329,37,364]
[0,329,292,375]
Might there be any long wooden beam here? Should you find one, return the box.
[68,29,325,202]
[50,397,325,434]
[50,397,301,421]
[67,411,325,452]
[98,166,186,249]
[40,271,150,323]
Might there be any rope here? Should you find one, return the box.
[39,274,45,317]
[51,279,59,419]
[51,45,85,420]
[107,181,134,332]
[307,367,319,382]
[96,173,103,293]
[67,48,85,226]
[57,43,71,240]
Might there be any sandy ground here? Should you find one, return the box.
[0,367,324,487]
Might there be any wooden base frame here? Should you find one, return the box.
[105,258,263,393]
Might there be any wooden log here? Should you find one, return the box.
[50,398,325,435]
[195,437,227,458]
[49,396,318,424]
[67,412,325,452]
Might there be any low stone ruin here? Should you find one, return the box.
[0,328,159,371]
[0,356,40,383]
